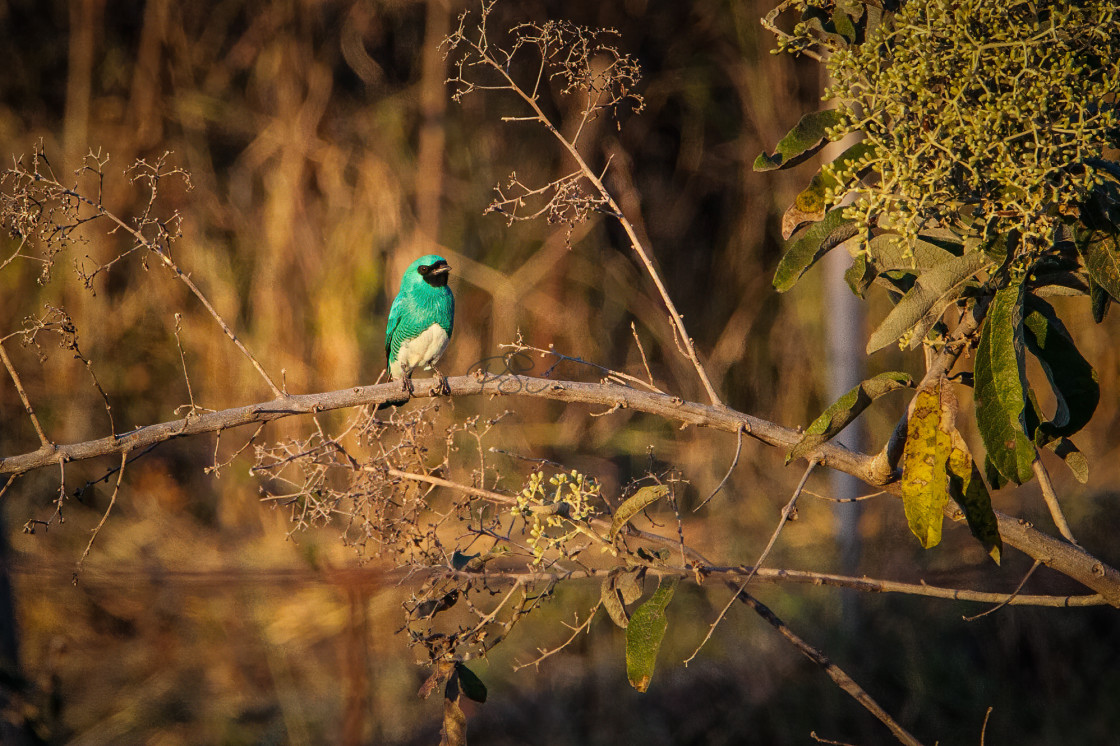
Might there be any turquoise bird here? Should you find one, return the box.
[385,254,455,396]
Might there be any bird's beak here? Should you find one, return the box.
[430,263,451,276]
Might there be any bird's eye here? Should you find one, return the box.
[418,265,430,275]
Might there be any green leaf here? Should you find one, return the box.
[1090,276,1111,322]
[980,231,1016,265]
[625,579,678,693]
[787,372,913,464]
[781,202,826,242]
[1082,168,1120,232]
[866,251,992,353]
[609,485,670,541]
[833,8,857,42]
[792,141,875,216]
[601,577,630,628]
[636,546,670,564]
[754,109,843,172]
[600,568,644,629]
[1047,437,1089,484]
[901,375,1001,561]
[866,232,957,273]
[975,284,1036,485]
[600,569,636,627]
[617,568,644,604]
[1023,296,1099,440]
[845,253,875,297]
[901,379,953,548]
[983,455,1008,491]
[1082,231,1120,300]
[440,697,468,746]
[454,663,488,703]
[874,269,919,297]
[947,428,1002,565]
[773,210,858,292]
[833,0,866,42]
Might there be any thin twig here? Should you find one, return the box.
[60,319,117,435]
[73,443,160,498]
[810,733,858,746]
[513,601,601,671]
[694,423,744,511]
[488,448,567,471]
[744,458,819,585]
[685,458,820,664]
[21,163,284,399]
[386,467,614,555]
[206,423,266,476]
[735,587,925,746]
[0,341,51,446]
[480,47,723,406]
[630,321,657,390]
[439,564,1108,607]
[760,0,827,62]
[963,560,1041,621]
[173,313,199,415]
[23,458,71,533]
[461,579,525,635]
[500,340,663,393]
[802,488,885,503]
[74,451,128,581]
[1032,458,1079,546]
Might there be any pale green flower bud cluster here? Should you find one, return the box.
[511,469,599,564]
[823,0,1119,254]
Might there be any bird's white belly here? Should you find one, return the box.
[391,323,450,379]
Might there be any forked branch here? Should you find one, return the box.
[443,5,724,406]
[1,149,284,399]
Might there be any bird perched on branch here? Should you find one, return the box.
[385,254,455,396]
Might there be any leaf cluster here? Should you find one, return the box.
[826,0,1120,251]
[760,0,1118,555]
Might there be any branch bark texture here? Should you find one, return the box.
[3,374,1117,605]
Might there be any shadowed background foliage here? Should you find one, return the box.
[1,0,1118,743]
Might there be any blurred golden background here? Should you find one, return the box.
[1,0,1119,743]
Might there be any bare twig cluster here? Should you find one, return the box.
[443,2,723,406]
[1,144,282,399]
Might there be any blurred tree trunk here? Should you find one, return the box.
[0,507,33,746]
[412,0,451,255]
[824,242,866,632]
[64,0,103,168]
[341,588,372,746]
[817,44,867,630]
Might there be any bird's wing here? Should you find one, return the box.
[385,293,405,367]
[445,291,455,337]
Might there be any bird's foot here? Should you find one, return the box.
[401,375,415,397]
[430,369,451,396]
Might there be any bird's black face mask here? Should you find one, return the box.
[418,260,451,287]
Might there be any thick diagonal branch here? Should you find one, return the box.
[1,374,1117,605]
